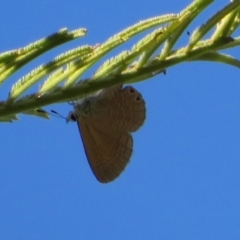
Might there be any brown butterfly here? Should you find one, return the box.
[67,85,146,183]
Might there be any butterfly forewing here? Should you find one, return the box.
[77,117,133,183]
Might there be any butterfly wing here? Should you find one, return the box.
[73,85,145,183]
[77,118,133,183]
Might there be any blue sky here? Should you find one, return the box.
[1,1,240,239]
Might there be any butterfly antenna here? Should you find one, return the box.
[36,109,67,120]
[50,110,67,120]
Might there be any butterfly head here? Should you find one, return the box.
[66,96,99,123]
[66,111,78,123]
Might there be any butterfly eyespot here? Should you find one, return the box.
[136,96,141,101]
[129,88,135,93]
